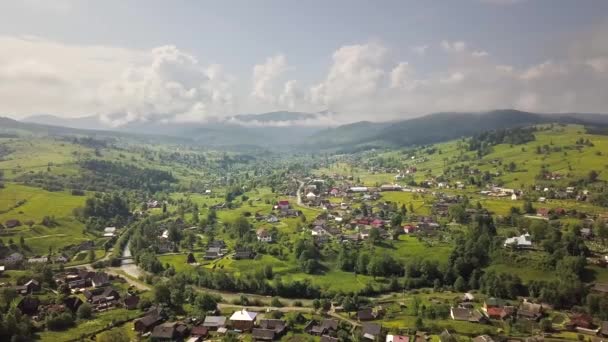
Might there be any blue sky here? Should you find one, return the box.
[0,0,607,125]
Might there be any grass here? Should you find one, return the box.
[36,308,142,342]
[0,183,96,255]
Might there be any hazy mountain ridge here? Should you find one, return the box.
[13,109,608,150]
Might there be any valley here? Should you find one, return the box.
[0,116,608,342]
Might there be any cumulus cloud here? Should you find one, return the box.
[1,22,608,127]
[99,45,235,125]
[251,54,288,104]
[441,40,467,53]
[0,36,235,125]
[310,43,387,113]
[411,45,429,56]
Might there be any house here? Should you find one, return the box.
[277,200,290,210]
[234,248,255,260]
[537,208,550,217]
[592,283,608,294]
[451,307,488,323]
[91,272,110,287]
[63,296,83,313]
[204,247,223,260]
[4,219,21,228]
[252,328,276,341]
[473,335,495,342]
[190,325,209,338]
[103,226,117,237]
[371,219,384,228]
[0,265,4,275]
[357,308,376,321]
[403,225,416,234]
[134,308,164,333]
[15,279,41,295]
[257,229,273,243]
[387,335,409,342]
[151,322,188,342]
[330,188,340,196]
[600,321,608,337]
[306,192,317,200]
[2,252,24,267]
[267,215,279,223]
[451,307,471,321]
[124,295,140,310]
[361,322,382,341]
[259,319,286,336]
[90,287,120,305]
[312,226,329,236]
[308,319,339,336]
[518,300,543,321]
[463,293,475,302]
[568,313,594,330]
[17,296,40,316]
[230,309,258,331]
[202,316,227,329]
[27,256,48,264]
[147,200,160,208]
[503,233,532,248]
[54,255,69,263]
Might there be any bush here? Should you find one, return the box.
[77,303,92,319]
[270,297,283,307]
[46,312,75,331]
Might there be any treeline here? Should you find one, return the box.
[17,159,176,192]
[468,127,536,156]
[80,160,176,192]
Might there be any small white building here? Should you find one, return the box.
[504,233,532,248]
[103,227,117,237]
[256,229,272,243]
[306,192,317,200]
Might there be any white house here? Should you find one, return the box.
[306,192,317,200]
[350,187,368,193]
[311,226,329,236]
[504,233,532,248]
[511,193,519,201]
[256,229,272,243]
[103,227,117,237]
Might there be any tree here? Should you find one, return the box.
[368,228,381,245]
[194,293,219,314]
[88,249,95,263]
[589,170,599,182]
[539,318,552,332]
[271,297,283,307]
[453,276,466,292]
[595,219,608,246]
[96,328,130,342]
[153,283,171,305]
[77,302,92,319]
[312,299,321,310]
[187,253,196,264]
[415,316,424,331]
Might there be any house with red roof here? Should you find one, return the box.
[403,225,416,234]
[277,200,290,210]
[371,219,384,228]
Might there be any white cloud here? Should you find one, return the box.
[1,23,608,127]
[0,36,235,125]
[411,45,429,56]
[472,50,489,58]
[441,40,467,53]
[310,43,387,113]
[251,54,288,104]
